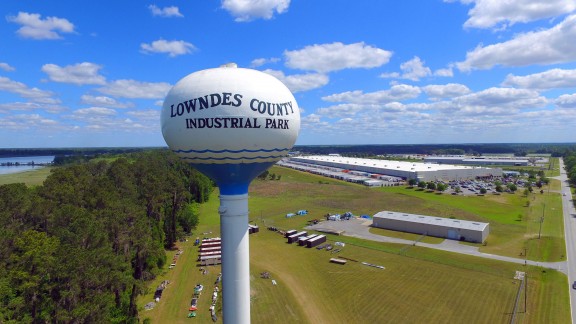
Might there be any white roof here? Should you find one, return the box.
[374,211,489,231]
[295,155,479,172]
[425,156,527,163]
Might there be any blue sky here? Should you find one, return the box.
[1,0,576,148]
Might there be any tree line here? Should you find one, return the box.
[294,143,576,157]
[0,150,213,323]
[564,151,576,196]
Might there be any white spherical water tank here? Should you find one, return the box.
[162,64,300,194]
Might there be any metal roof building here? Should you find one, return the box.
[423,156,529,166]
[288,155,501,182]
[372,211,489,243]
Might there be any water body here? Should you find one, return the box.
[0,156,54,175]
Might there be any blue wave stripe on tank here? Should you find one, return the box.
[179,155,285,161]
[172,147,289,154]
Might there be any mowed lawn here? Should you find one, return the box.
[141,213,569,323]
[0,167,54,186]
[141,166,570,323]
[251,166,565,262]
[250,230,568,324]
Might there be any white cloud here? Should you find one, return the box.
[6,12,75,40]
[423,83,471,99]
[41,62,106,85]
[452,87,547,109]
[97,79,172,99]
[64,107,158,132]
[148,5,183,18]
[285,42,393,73]
[250,57,280,68]
[448,0,576,29]
[434,67,453,77]
[74,107,117,116]
[0,102,66,114]
[457,14,576,71]
[380,56,431,81]
[379,72,400,79]
[126,109,160,122]
[80,95,134,108]
[555,93,576,108]
[317,104,365,118]
[400,56,431,80]
[502,68,576,89]
[221,0,290,22]
[0,114,63,131]
[0,63,15,72]
[322,84,421,104]
[262,69,329,93]
[140,39,196,57]
[0,76,55,102]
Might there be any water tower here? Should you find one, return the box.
[161,64,300,323]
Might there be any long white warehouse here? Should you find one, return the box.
[289,155,501,182]
[373,211,489,243]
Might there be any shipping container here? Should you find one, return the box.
[306,235,326,248]
[287,231,307,244]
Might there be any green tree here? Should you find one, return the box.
[9,230,59,322]
[178,202,200,234]
[257,170,269,180]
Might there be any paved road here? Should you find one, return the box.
[558,158,576,324]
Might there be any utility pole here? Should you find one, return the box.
[538,203,545,239]
[524,247,527,266]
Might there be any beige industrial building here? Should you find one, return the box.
[372,211,489,243]
[289,155,501,182]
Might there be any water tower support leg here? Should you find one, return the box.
[219,193,250,324]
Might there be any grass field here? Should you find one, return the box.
[139,166,570,323]
[0,167,53,187]
[255,166,566,262]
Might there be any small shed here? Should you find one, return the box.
[287,231,307,244]
[249,224,259,234]
[306,235,326,248]
[298,234,318,246]
[285,229,297,238]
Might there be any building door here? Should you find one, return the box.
[447,229,458,240]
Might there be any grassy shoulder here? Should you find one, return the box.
[0,167,53,187]
[370,182,565,262]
